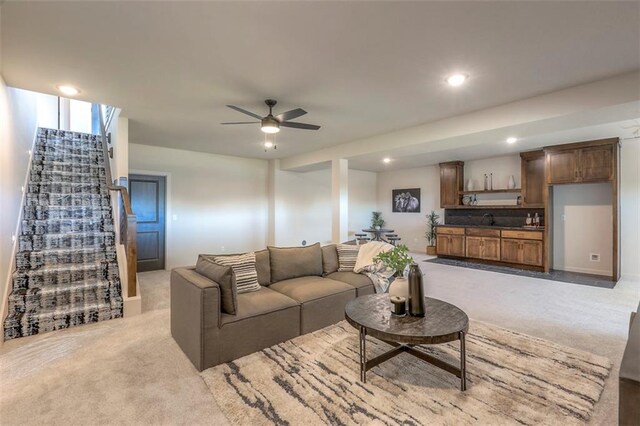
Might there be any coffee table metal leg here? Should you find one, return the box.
[460,331,467,391]
[359,326,367,383]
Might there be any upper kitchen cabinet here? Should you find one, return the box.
[520,150,545,207]
[439,161,464,208]
[545,138,617,185]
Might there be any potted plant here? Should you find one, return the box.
[373,244,414,299]
[425,210,440,255]
[371,211,385,230]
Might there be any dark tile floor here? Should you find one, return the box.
[424,257,617,289]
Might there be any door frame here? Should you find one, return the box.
[130,169,172,271]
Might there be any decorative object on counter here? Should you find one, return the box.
[374,244,414,299]
[517,195,522,206]
[407,263,426,316]
[526,213,532,226]
[472,194,478,205]
[462,195,472,206]
[371,211,385,230]
[484,174,488,190]
[390,296,407,316]
[392,188,421,213]
[425,210,440,255]
[466,179,474,191]
[508,175,516,189]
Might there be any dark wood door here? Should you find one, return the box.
[129,174,166,272]
[579,145,613,182]
[501,239,521,263]
[521,240,543,266]
[481,237,501,261]
[465,236,482,259]
[439,162,463,208]
[521,151,545,206]
[547,150,578,184]
[448,235,466,257]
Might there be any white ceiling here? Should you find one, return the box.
[2,1,639,164]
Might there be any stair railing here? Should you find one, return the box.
[97,106,137,298]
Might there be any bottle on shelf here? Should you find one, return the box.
[484,174,488,191]
[526,213,532,226]
[534,212,540,227]
[490,173,493,190]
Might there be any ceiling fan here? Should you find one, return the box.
[221,99,321,134]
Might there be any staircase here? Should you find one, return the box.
[3,128,123,340]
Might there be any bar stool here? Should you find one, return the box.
[387,236,401,246]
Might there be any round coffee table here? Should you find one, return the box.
[345,294,469,390]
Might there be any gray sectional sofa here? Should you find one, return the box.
[170,243,374,371]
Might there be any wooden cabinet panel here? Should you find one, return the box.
[465,236,482,259]
[437,226,465,235]
[521,240,543,266]
[449,235,466,257]
[547,150,578,184]
[436,235,450,256]
[501,230,543,240]
[580,145,613,182]
[501,239,521,263]
[466,227,500,237]
[439,161,464,208]
[521,150,545,206]
[482,237,501,261]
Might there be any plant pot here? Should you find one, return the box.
[426,246,437,256]
[388,277,409,300]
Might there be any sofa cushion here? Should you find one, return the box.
[255,249,271,286]
[269,276,353,303]
[321,244,339,275]
[268,243,323,282]
[327,271,373,291]
[211,252,261,294]
[221,286,299,326]
[337,244,360,272]
[196,256,237,314]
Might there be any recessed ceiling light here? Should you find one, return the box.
[446,74,468,87]
[506,137,518,144]
[383,158,391,163]
[57,85,80,96]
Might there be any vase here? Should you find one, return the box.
[466,179,473,191]
[388,277,409,300]
[408,263,425,316]
[508,175,516,189]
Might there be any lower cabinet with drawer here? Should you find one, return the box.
[501,238,543,266]
[436,227,466,257]
[436,225,544,269]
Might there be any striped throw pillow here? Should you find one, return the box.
[337,244,360,272]
[213,252,261,294]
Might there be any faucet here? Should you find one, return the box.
[482,213,495,226]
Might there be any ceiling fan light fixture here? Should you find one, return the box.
[261,116,280,134]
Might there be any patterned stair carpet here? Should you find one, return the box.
[201,320,611,425]
[3,128,123,340]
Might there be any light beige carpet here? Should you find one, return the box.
[201,320,612,425]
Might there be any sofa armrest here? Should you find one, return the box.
[170,267,221,371]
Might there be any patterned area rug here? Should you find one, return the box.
[201,320,611,425]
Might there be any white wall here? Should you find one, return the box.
[620,139,640,280]
[129,144,269,269]
[348,170,377,237]
[464,154,521,191]
[377,165,441,253]
[272,167,377,246]
[553,183,613,276]
[0,77,39,322]
[106,111,129,183]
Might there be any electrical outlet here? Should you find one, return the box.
[590,253,600,262]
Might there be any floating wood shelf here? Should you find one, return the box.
[459,188,522,195]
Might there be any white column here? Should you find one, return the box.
[267,159,278,246]
[332,158,349,243]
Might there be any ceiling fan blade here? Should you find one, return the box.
[280,121,321,130]
[220,121,259,125]
[276,108,307,122]
[226,105,262,120]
